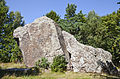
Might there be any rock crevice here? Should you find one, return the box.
[13,16,117,74]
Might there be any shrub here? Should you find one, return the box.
[35,57,50,69]
[51,55,67,72]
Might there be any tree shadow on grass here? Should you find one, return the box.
[0,67,39,78]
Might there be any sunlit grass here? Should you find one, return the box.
[2,71,94,79]
[0,63,93,79]
[0,63,119,79]
[0,63,26,69]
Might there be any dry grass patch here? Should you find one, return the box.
[0,63,26,69]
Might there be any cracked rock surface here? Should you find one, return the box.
[13,16,113,73]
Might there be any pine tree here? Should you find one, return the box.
[0,0,24,62]
[64,3,77,19]
[59,4,86,35]
[46,10,60,22]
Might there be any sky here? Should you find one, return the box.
[5,0,120,24]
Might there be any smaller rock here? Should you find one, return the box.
[62,31,115,73]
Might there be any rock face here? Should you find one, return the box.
[13,16,115,73]
[13,16,65,67]
[62,31,112,73]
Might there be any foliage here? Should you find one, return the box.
[46,10,60,22]
[0,1,120,67]
[101,10,120,66]
[79,11,103,47]
[117,2,120,4]
[36,57,50,69]
[0,0,24,62]
[76,10,120,66]
[58,4,86,36]
[51,55,67,72]
[65,3,77,19]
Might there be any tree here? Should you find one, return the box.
[86,11,102,47]
[46,10,60,22]
[58,4,87,65]
[101,10,120,66]
[0,0,8,36]
[117,2,120,10]
[80,10,120,66]
[117,2,120,4]
[65,3,77,19]
[0,0,24,62]
[59,4,86,35]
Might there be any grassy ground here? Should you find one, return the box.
[0,63,119,79]
[2,71,95,79]
[0,63,26,69]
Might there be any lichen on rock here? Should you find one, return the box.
[13,16,118,74]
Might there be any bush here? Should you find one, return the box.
[51,55,67,72]
[35,57,50,69]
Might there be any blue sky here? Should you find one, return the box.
[6,0,120,24]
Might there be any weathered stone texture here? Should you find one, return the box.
[13,16,64,67]
[13,16,115,74]
[62,31,112,73]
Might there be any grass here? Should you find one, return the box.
[0,63,119,79]
[1,71,94,79]
[0,63,94,79]
[0,63,26,69]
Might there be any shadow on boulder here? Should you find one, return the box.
[97,60,119,76]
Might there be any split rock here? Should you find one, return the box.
[13,16,116,74]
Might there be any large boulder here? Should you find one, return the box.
[13,16,116,74]
[13,16,65,67]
